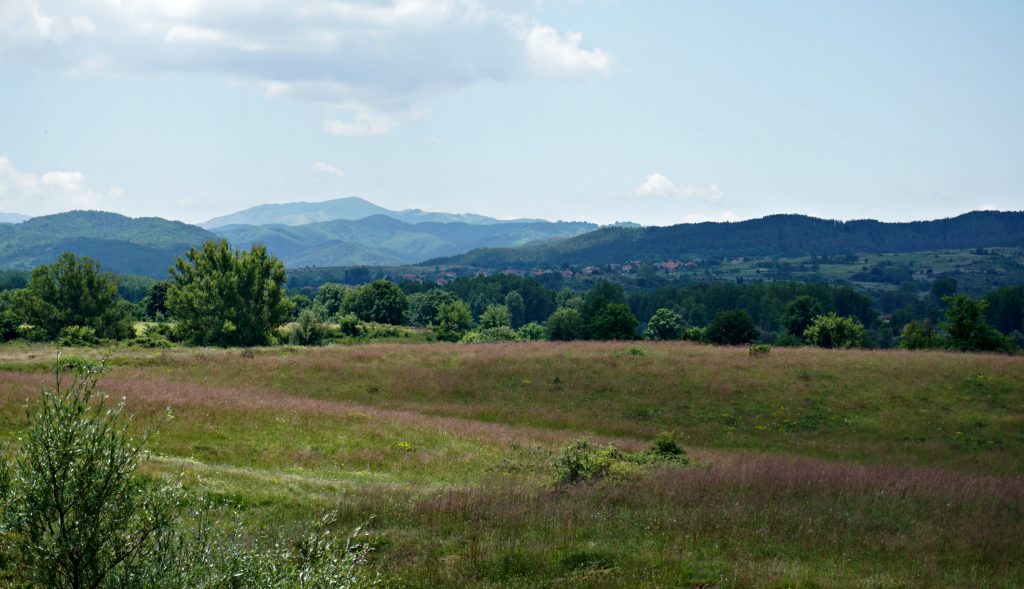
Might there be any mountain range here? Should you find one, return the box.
[201,196,545,229]
[210,215,596,267]
[0,199,597,276]
[1,202,1022,279]
[430,211,1024,268]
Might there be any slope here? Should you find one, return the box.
[429,211,1024,267]
[0,211,218,276]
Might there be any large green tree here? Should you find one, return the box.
[167,241,292,346]
[410,288,460,326]
[589,303,639,340]
[545,308,585,341]
[16,252,134,340]
[705,310,759,346]
[433,300,473,342]
[781,295,823,340]
[347,280,408,325]
[940,294,1008,352]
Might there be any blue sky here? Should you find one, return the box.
[1,0,1022,226]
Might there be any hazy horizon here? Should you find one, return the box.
[1,196,1022,229]
[2,1,1022,226]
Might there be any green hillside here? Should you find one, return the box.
[0,211,217,276]
[431,211,1024,268]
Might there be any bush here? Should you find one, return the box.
[336,313,362,337]
[517,322,546,341]
[803,313,866,349]
[649,432,686,458]
[460,326,519,344]
[127,329,174,348]
[290,309,327,346]
[0,358,377,588]
[900,319,939,350]
[554,436,687,485]
[57,325,101,347]
[748,343,772,357]
[644,308,683,340]
[0,358,181,588]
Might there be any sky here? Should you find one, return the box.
[0,0,1022,227]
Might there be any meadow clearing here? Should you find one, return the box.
[1,342,1022,588]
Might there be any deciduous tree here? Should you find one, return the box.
[167,240,292,346]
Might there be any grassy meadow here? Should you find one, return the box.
[1,342,1022,587]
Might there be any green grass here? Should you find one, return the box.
[1,341,1022,587]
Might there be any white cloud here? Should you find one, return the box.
[522,24,611,76]
[41,170,84,192]
[0,1,613,135]
[0,156,103,214]
[310,161,345,177]
[633,172,722,201]
[325,111,398,137]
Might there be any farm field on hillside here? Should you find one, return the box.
[1,342,1022,588]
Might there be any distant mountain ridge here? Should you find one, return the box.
[0,211,217,277]
[211,215,597,267]
[202,196,546,229]
[0,212,30,224]
[429,211,1024,268]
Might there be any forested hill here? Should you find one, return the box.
[0,211,217,277]
[428,211,1024,267]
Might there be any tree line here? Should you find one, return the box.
[0,241,1020,352]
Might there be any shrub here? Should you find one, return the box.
[460,326,519,344]
[803,313,866,349]
[517,322,546,341]
[900,319,939,350]
[0,358,377,588]
[748,343,772,357]
[555,436,687,485]
[643,308,683,340]
[554,440,620,484]
[336,313,362,337]
[0,358,181,588]
[649,432,685,458]
[57,325,101,347]
[126,329,174,348]
[290,309,327,346]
